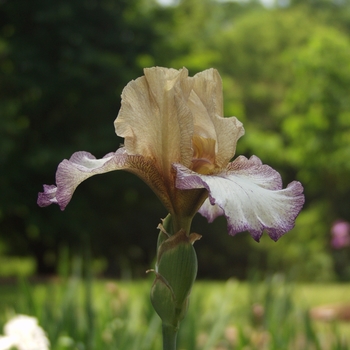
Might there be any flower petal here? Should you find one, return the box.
[38,149,130,210]
[4,315,50,350]
[115,67,194,175]
[190,69,245,167]
[37,148,186,214]
[174,155,305,241]
[0,335,17,350]
[37,185,58,207]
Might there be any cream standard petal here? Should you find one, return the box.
[174,156,304,242]
[192,69,224,118]
[190,69,245,167]
[210,114,244,167]
[115,67,194,175]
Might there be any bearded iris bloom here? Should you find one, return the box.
[38,67,304,241]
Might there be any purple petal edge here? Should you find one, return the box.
[226,180,305,242]
[37,150,126,210]
[174,156,305,242]
[37,184,58,207]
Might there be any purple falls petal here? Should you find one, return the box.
[37,149,128,210]
[174,155,305,242]
[37,185,58,207]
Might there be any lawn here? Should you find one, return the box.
[0,275,350,350]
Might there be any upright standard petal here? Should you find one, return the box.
[174,155,305,242]
[115,67,194,177]
[190,69,245,167]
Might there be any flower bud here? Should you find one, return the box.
[150,220,201,328]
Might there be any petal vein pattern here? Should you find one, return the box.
[115,67,194,177]
[38,149,129,210]
[174,155,304,241]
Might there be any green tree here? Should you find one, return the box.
[0,0,161,274]
[213,8,350,280]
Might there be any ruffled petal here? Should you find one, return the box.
[190,69,245,167]
[174,155,305,242]
[37,185,58,207]
[37,148,186,214]
[115,67,194,175]
[37,149,132,210]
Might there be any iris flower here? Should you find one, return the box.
[38,67,304,241]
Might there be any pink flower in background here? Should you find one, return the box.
[331,220,350,249]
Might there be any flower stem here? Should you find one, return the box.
[162,323,178,350]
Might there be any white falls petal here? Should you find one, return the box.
[174,155,305,241]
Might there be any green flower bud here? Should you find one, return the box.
[150,221,201,328]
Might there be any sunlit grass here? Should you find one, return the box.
[295,284,350,306]
[0,275,350,349]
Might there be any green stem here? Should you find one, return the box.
[162,323,178,350]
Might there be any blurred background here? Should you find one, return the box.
[1,0,350,282]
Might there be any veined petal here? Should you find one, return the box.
[38,149,136,210]
[37,185,58,207]
[37,148,188,215]
[174,155,305,242]
[191,69,245,167]
[192,69,224,118]
[115,67,194,176]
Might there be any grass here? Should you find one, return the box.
[0,273,350,350]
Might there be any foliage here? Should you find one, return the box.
[0,0,163,274]
[1,275,350,349]
[210,7,350,280]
